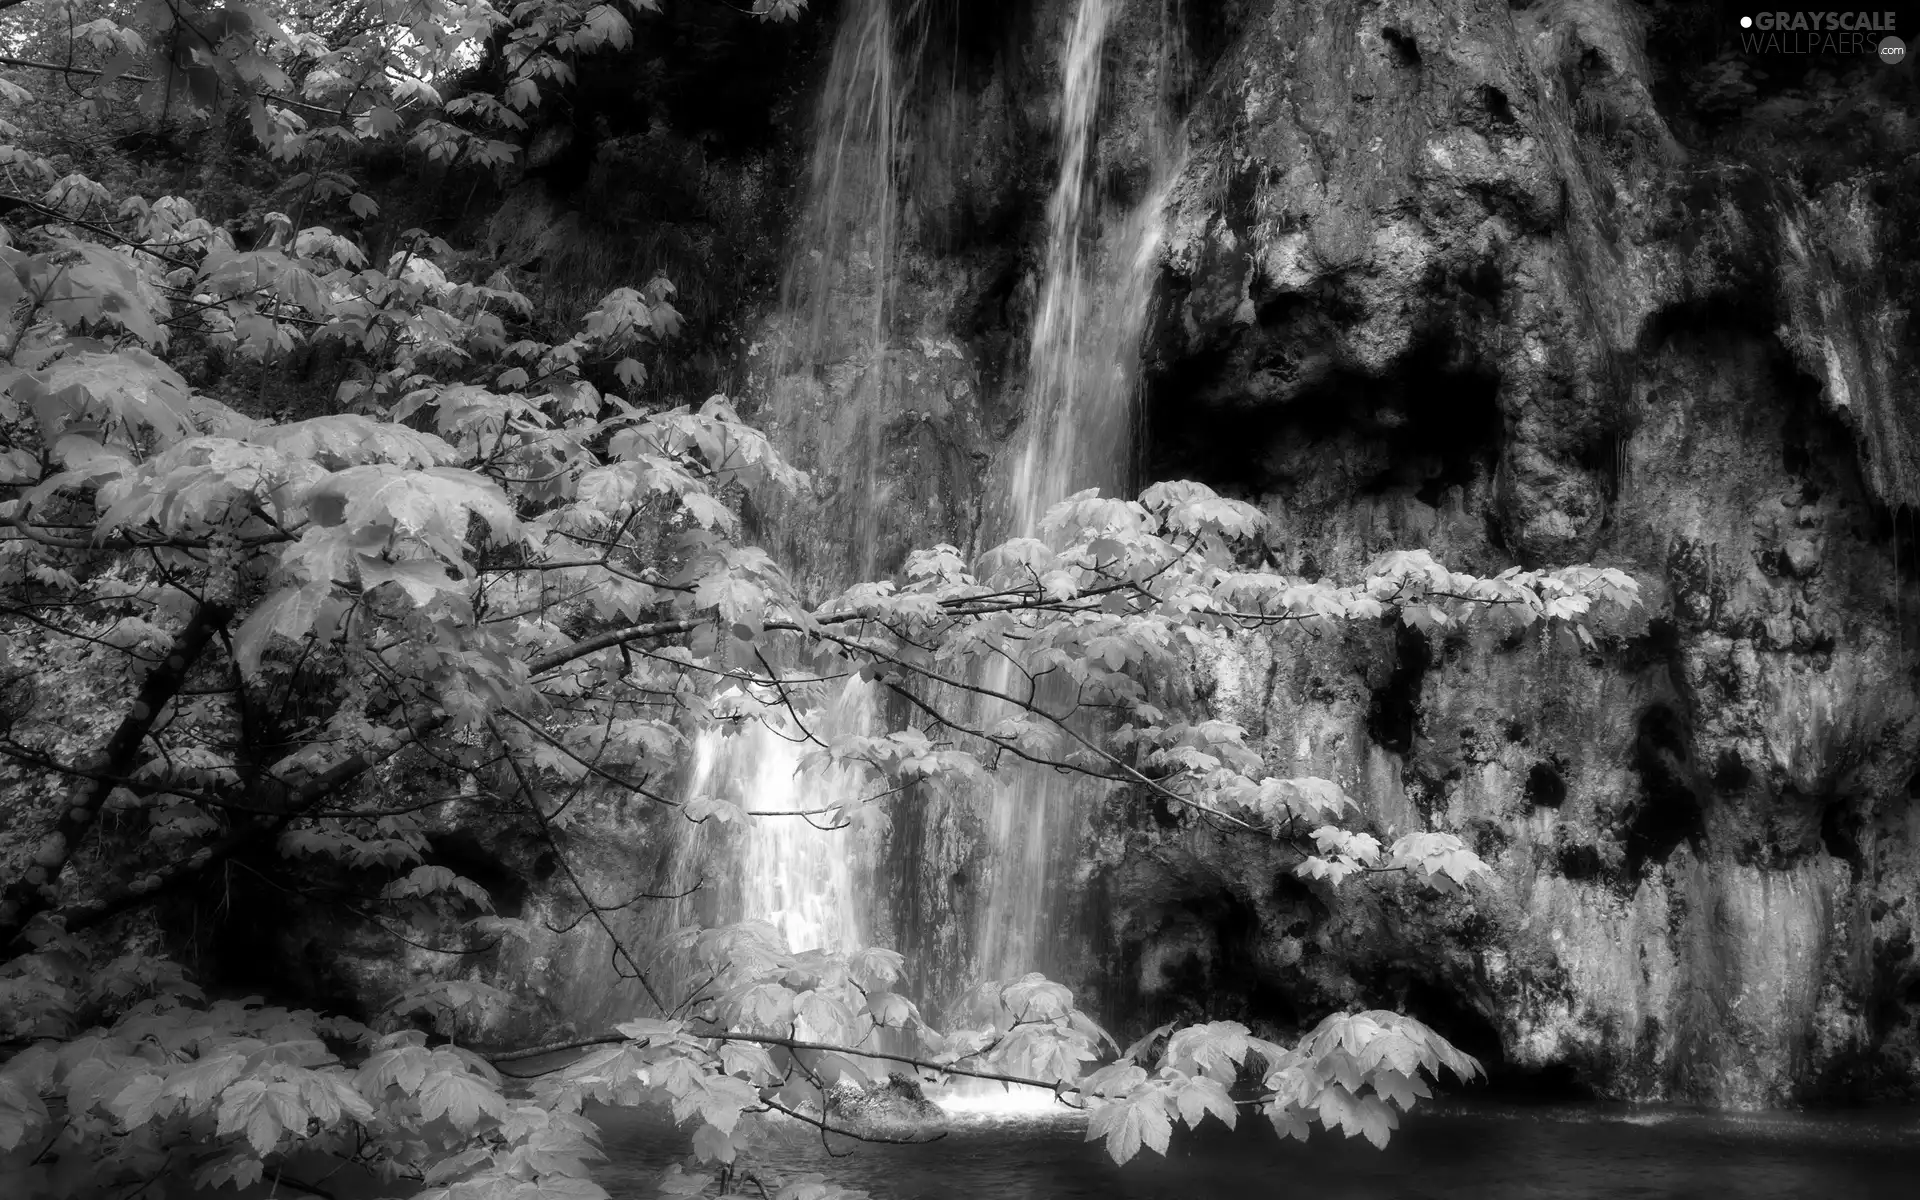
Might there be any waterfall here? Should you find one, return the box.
[975,0,1177,988]
[691,0,1177,1006]
[690,681,882,957]
[1009,0,1127,531]
[689,0,919,960]
[754,0,924,597]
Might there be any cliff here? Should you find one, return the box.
[815,0,1920,1104]
[262,0,1920,1106]
[1082,0,1920,1104]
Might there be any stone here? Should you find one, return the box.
[822,1073,946,1138]
[1781,539,1822,579]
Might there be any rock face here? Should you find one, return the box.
[1078,0,1920,1104]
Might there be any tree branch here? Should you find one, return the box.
[40,708,448,943]
[487,1028,1085,1099]
[0,598,232,947]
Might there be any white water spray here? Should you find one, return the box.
[688,681,882,956]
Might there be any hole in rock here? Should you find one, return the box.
[1525,761,1568,807]
[1557,843,1605,881]
[1367,625,1432,754]
[1624,705,1706,879]
[1481,84,1516,126]
[1713,749,1753,792]
[1636,299,1782,357]
[1575,427,1629,505]
[1393,977,1596,1100]
[1382,27,1422,68]
[1454,259,1506,307]
[1142,340,1502,508]
[1821,800,1864,866]
[1269,870,1333,922]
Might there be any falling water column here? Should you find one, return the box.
[686,0,917,964]
[974,0,1179,989]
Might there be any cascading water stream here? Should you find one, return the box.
[975,0,1178,990]
[680,0,918,965]
[689,682,881,957]
[671,0,1177,1026]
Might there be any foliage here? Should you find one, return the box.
[0,1,1644,1197]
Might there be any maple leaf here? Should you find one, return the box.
[106,1073,168,1127]
[1085,1089,1172,1164]
[416,1069,507,1131]
[215,1078,308,1156]
[1172,1074,1237,1130]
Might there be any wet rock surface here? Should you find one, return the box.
[823,1073,948,1137]
[1093,0,1920,1105]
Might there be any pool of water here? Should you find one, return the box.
[593,1101,1920,1199]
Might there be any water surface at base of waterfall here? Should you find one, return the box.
[594,1104,1920,1199]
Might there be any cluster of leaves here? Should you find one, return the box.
[0,0,1647,1197]
[0,929,545,1195]
[0,911,1484,1198]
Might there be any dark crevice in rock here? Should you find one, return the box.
[1526,759,1569,808]
[1865,503,1920,585]
[1712,749,1753,793]
[1368,624,1432,755]
[1103,886,1304,1032]
[1269,869,1333,921]
[960,252,1029,401]
[1624,704,1707,881]
[1479,83,1517,127]
[1636,296,1782,357]
[1388,974,1595,1100]
[1557,842,1606,882]
[1821,798,1866,875]
[1142,339,1503,507]
[1619,616,1684,674]
[1380,27,1422,69]
[1576,426,1631,507]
